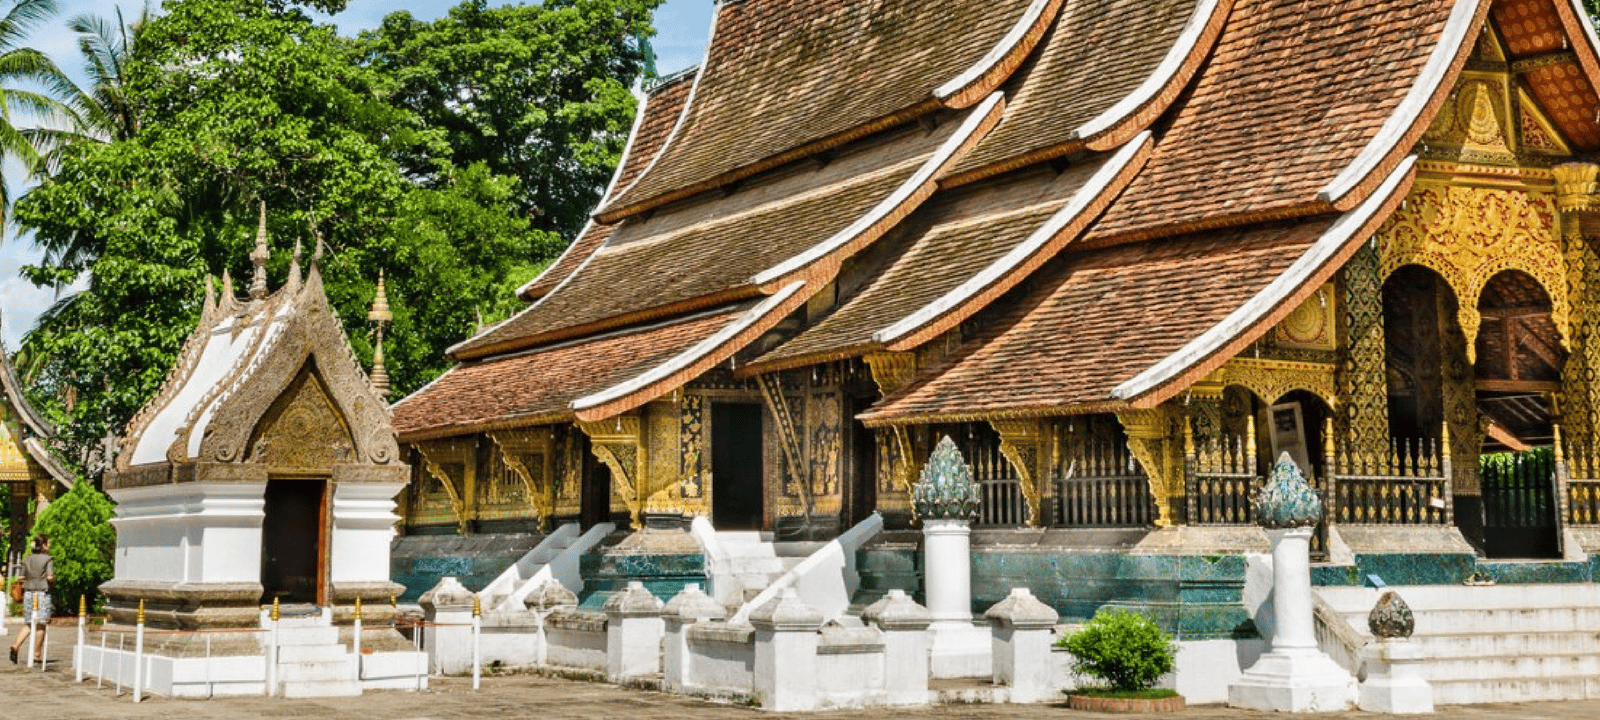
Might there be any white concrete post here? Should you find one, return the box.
[661,583,726,693]
[750,587,824,712]
[471,594,482,690]
[604,581,665,682]
[862,589,932,705]
[419,576,475,675]
[922,518,973,625]
[76,596,86,683]
[1360,641,1433,714]
[525,579,577,667]
[984,587,1059,702]
[132,600,145,702]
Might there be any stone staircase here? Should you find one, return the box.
[268,611,359,698]
[715,531,809,607]
[1317,583,1600,704]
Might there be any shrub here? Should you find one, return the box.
[1059,608,1176,693]
[30,480,117,614]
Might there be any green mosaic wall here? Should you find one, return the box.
[576,552,707,609]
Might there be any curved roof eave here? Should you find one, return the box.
[570,282,808,422]
[877,132,1153,351]
[1317,0,1487,209]
[1112,156,1418,407]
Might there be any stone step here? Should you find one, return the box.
[277,643,351,663]
[1386,631,1600,658]
[273,627,340,646]
[1421,652,1600,682]
[1318,585,1600,614]
[278,657,356,683]
[1337,607,1600,634]
[280,679,362,698]
[1431,674,1600,705]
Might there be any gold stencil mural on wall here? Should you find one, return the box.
[1376,180,1568,361]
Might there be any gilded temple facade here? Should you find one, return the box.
[1,324,70,575]
[394,0,1600,617]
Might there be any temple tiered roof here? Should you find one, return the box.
[395,0,1600,441]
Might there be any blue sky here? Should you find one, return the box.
[0,0,712,349]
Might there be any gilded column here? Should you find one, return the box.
[1340,244,1390,459]
[1438,288,1481,497]
[1554,163,1600,450]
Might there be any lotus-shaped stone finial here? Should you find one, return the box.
[1255,452,1323,529]
[913,435,981,520]
[1367,590,1415,639]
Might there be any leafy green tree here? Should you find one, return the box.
[13,0,561,475]
[360,0,659,239]
[30,479,116,613]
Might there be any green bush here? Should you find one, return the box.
[1058,608,1176,692]
[30,480,117,614]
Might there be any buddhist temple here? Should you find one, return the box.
[393,0,1600,701]
[1,318,71,575]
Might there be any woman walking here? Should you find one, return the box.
[9,534,52,664]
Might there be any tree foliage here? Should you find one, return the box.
[360,0,659,238]
[14,0,655,477]
[31,479,116,613]
[1059,608,1177,692]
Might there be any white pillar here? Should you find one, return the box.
[750,588,822,711]
[863,589,932,705]
[922,518,972,625]
[604,581,664,682]
[661,583,725,693]
[1228,527,1355,711]
[1359,640,1434,713]
[985,587,1059,703]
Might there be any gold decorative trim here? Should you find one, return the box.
[576,416,645,525]
[1210,357,1338,409]
[990,419,1045,526]
[1117,407,1180,527]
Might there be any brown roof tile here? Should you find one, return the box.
[858,217,1338,424]
[600,0,1044,219]
[753,142,1143,370]
[394,306,748,440]
[454,113,973,359]
[1086,0,1466,245]
[949,0,1215,181]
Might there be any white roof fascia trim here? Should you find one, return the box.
[750,92,1004,286]
[572,281,806,411]
[598,4,722,212]
[1317,0,1479,204]
[872,131,1150,345]
[1568,0,1600,56]
[1070,0,1218,140]
[934,0,1054,100]
[1113,156,1415,401]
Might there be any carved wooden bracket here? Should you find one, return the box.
[990,419,1044,527]
[1211,358,1339,410]
[414,443,468,534]
[1118,407,1180,527]
[864,352,917,395]
[488,430,553,525]
[577,415,646,526]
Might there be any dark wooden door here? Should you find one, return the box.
[712,403,764,529]
[1482,449,1561,559]
[260,478,327,605]
[581,437,613,530]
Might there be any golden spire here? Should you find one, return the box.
[249,201,270,302]
[368,270,393,400]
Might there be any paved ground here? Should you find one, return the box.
[5,619,1600,719]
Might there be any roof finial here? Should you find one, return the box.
[286,237,303,294]
[249,201,270,302]
[368,270,393,401]
[203,275,217,320]
[220,268,236,309]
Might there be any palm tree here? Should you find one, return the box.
[0,0,74,228]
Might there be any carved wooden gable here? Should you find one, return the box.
[246,361,356,472]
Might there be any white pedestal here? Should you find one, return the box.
[927,621,993,678]
[1359,641,1434,714]
[1229,527,1355,712]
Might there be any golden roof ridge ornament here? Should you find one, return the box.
[368,270,393,401]
[249,201,270,303]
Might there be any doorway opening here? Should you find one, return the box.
[712,402,764,530]
[260,477,328,605]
